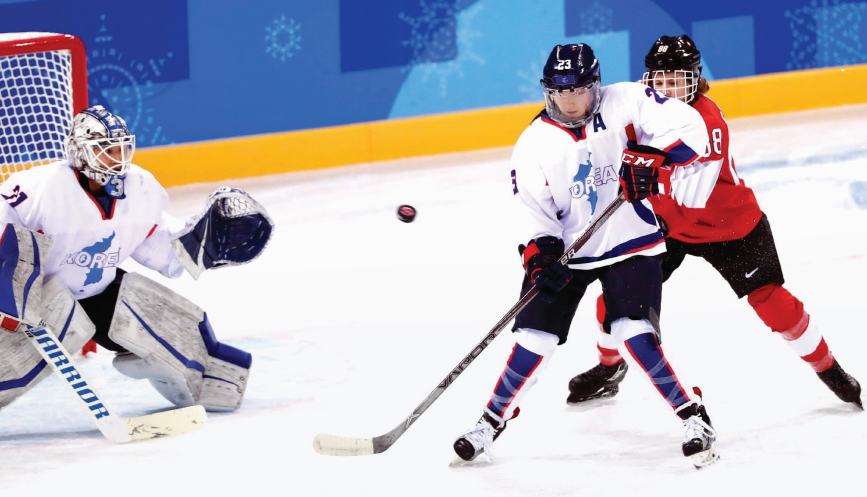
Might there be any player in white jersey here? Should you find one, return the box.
[0,106,273,414]
[567,35,862,410]
[453,44,718,468]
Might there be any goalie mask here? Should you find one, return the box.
[540,44,602,129]
[642,35,702,104]
[66,105,135,198]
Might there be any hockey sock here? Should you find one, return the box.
[612,317,691,410]
[748,284,834,372]
[486,328,557,424]
[595,295,625,366]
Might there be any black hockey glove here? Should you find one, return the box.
[518,236,572,303]
[618,144,670,203]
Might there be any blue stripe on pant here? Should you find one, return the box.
[623,333,690,409]
[487,343,543,419]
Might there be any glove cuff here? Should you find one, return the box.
[520,236,565,269]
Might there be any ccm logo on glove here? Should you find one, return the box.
[621,149,668,168]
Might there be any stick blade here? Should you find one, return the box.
[109,406,207,443]
[313,434,374,456]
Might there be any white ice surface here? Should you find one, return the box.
[1,104,865,496]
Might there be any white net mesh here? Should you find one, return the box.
[0,37,76,182]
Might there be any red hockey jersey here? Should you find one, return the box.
[649,94,762,243]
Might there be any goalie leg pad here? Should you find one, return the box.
[0,224,53,332]
[0,275,96,411]
[109,273,209,408]
[108,273,251,411]
[196,313,251,412]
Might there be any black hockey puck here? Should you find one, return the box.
[397,205,416,223]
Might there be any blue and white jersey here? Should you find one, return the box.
[511,82,708,270]
[0,161,185,299]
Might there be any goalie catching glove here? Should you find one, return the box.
[519,236,572,303]
[618,144,670,203]
[172,187,274,279]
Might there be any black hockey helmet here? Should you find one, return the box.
[643,35,702,104]
[644,34,702,72]
[540,44,601,128]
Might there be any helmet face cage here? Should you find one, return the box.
[542,81,601,128]
[641,68,699,104]
[540,44,602,128]
[78,135,135,184]
[67,105,135,186]
[643,35,702,104]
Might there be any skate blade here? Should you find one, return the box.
[449,452,493,467]
[566,385,619,406]
[689,446,720,470]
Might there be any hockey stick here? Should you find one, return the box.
[313,193,628,456]
[23,324,207,443]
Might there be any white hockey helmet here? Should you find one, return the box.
[66,105,135,185]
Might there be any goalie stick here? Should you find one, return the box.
[313,193,627,456]
[23,324,207,443]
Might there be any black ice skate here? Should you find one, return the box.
[567,361,628,404]
[676,402,719,470]
[817,360,863,409]
[453,408,519,462]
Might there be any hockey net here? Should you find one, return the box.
[0,32,88,183]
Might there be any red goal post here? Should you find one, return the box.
[0,32,88,182]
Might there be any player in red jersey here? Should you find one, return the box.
[566,35,862,409]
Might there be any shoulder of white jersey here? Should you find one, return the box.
[513,115,576,165]
[600,81,649,101]
[2,160,72,189]
[124,163,169,199]
[526,113,585,143]
[126,163,154,180]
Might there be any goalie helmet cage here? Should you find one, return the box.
[0,32,88,182]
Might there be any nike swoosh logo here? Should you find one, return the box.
[745,268,759,278]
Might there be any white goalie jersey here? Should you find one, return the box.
[511,82,709,270]
[0,161,185,298]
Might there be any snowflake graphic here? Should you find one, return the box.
[400,1,484,96]
[578,0,614,34]
[265,15,302,63]
[785,0,867,70]
[400,0,459,65]
[517,50,549,103]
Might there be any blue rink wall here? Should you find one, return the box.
[2,0,867,184]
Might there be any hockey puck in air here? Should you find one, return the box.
[397,205,416,223]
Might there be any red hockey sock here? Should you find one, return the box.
[81,339,98,356]
[596,294,625,366]
[747,284,804,332]
[747,284,834,372]
[598,343,624,366]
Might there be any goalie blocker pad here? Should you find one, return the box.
[108,273,252,411]
[0,224,53,332]
[172,187,274,280]
[0,275,96,411]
